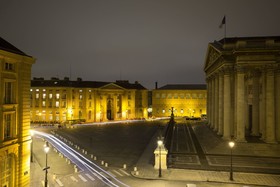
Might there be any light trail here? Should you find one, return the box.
[34,130,130,187]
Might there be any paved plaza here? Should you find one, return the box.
[30,119,280,186]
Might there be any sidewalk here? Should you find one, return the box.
[30,136,75,187]
[131,123,280,187]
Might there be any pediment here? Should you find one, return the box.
[100,83,125,90]
[204,45,222,71]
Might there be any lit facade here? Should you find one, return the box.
[152,84,207,118]
[30,78,148,123]
[204,36,280,143]
[0,37,35,186]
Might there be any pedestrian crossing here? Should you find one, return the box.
[56,168,130,186]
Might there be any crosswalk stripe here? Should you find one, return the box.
[55,179,64,186]
[112,170,123,176]
[70,176,78,182]
[119,169,130,176]
[78,174,88,182]
[85,173,95,181]
[107,171,116,177]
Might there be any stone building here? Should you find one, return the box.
[30,78,148,124]
[152,84,207,118]
[0,37,36,186]
[204,36,280,143]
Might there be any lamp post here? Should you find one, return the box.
[157,139,163,177]
[229,141,235,181]
[44,142,50,187]
[30,130,34,162]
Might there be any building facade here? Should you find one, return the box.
[0,37,35,186]
[152,84,207,118]
[30,78,148,124]
[204,36,280,143]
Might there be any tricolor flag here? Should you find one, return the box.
[219,16,226,28]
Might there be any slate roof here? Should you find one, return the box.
[31,78,147,90]
[0,37,30,56]
[157,84,206,90]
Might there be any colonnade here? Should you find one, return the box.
[207,64,280,143]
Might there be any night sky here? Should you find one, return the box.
[1,0,280,89]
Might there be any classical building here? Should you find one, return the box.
[204,36,280,143]
[30,78,148,123]
[0,37,36,186]
[152,84,207,118]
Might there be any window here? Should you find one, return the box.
[49,93,53,99]
[42,101,46,107]
[174,93,178,99]
[155,93,160,99]
[79,94,83,100]
[88,111,92,120]
[4,82,13,104]
[56,93,60,99]
[0,156,13,187]
[186,94,191,99]
[42,93,46,99]
[89,94,92,100]
[35,93,39,99]
[89,101,92,107]
[4,113,13,140]
[179,94,184,99]
[161,93,166,99]
[167,94,172,99]
[55,101,59,108]
[128,94,131,100]
[5,62,14,71]
[49,101,52,107]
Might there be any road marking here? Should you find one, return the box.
[70,176,78,182]
[55,179,64,186]
[93,172,102,180]
[186,184,196,187]
[119,169,130,176]
[78,174,88,182]
[85,173,95,181]
[112,170,123,176]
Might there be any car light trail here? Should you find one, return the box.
[34,130,130,187]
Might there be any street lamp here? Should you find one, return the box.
[44,142,50,187]
[229,141,235,181]
[30,130,34,162]
[157,139,163,177]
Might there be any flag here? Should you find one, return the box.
[219,16,226,28]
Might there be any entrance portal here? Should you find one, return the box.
[107,98,114,120]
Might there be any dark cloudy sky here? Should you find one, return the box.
[1,0,280,89]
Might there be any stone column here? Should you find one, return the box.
[218,71,224,135]
[251,70,260,136]
[207,77,212,126]
[211,77,215,129]
[265,67,276,143]
[214,74,219,131]
[236,66,246,142]
[276,67,280,142]
[223,67,232,140]
[259,70,266,140]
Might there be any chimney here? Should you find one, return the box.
[155,82,158,89]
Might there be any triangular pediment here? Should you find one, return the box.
[204,44,222,71]
[99,83,126,90]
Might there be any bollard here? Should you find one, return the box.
[74,166,78,173]
[53,174,57,180]
[94,156,97,160]
[123,164,127,169]
[134,167,137,171]
[85,151,87,155]
[105,163,108,167]
[91,154,93,159]
[135,171,139,176]
[101,161,104,165]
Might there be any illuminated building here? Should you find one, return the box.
[30,78,148,123]
[0,37,35,186]
[152,84,207,118]
[204,36,280,142]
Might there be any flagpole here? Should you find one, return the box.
[224,15,226,46]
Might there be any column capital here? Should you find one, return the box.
[235,65,246,73]
[222,65,233,75]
